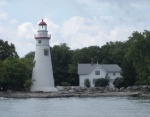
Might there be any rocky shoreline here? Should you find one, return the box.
[0,91,144,98]
[0,86,150,98]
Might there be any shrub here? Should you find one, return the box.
[60,82,71,86]
[95,78,108,87]
[113,77,125,89]
[84,78,91,88]
[24,79,33,91]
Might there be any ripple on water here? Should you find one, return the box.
[0,97,150,117]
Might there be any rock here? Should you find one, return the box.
[120,87,126,91]
[60,91,70,94]
[115,88,120,92]
[68,89,75,93]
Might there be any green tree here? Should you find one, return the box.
[0,60,5,88]
[1,58,30,90]
[127,30,150,85]
[95,78,108,87]
[24,51,35,59]
[84,78,91,88]
[113,77,125,89]
[0,39,18,60]
[122,58,137,87]
[24,79,33,91]
[100,41,128,66]
[51,43,73,86]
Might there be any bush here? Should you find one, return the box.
[95,78,108,87]
[84,78,91,88]
[24,79,33,89]
[113,77,125,89]
[60,82,71,86]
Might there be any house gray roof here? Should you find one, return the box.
[78,64,121,75]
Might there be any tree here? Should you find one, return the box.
[127,30,150,85]
[24,79,33,91]
[84,78,91,88]
[0,60,5,87]
[24,51,35,59]
[95,78,108,87]
[122,58,137,87]
[0,58,31,90]
[100,41,128,66]
[0,39,18,60]
[51,43,73,86]
[68,64,79,86]
[113,77,125,89]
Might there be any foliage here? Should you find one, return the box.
[0,58,30,90]
[122,58,137,86]
[0,39,18,60]
[95,78,109,87]
[127,30,150,85]
[24,51,35,59]
[24,79,33,89]
[113,77,125,89]
[60,82,71,86]
[84,79,91,88]
[1,30,150,90]
[51,43,73,86]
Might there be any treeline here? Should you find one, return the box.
[0,40,33,91]
[0,30,150,91]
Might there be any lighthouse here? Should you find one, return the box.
[31,19,57,92]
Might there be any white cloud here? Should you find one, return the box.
[42,18,61,46]
[0,0,9,6]
[17,22,35,39]
[0,12,7,20]
[61,16,115,49]
[9,19,18,24]
[110,26,134,42]
[15,19,61,57]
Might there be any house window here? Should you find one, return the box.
[38,40,41,44]
[44,49,49,56]
[95,70,100,75]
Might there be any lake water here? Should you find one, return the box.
[0,97,150,117]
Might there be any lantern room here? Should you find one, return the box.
[38,19,47,31]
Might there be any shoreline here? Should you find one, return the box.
[0,91,149,98]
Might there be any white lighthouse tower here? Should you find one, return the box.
[31,19,57,92]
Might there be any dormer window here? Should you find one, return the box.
[95,70,100,75]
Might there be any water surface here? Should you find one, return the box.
[0,97,150,117]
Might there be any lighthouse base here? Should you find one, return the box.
[31,87,58,92]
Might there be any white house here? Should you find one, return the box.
[78,63,122,87]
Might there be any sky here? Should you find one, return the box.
[0,0,150,57]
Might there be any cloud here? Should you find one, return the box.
[17,22,35,39]
[0,12,7,20]
[110,25,135,42]
[0,0,9,6]
[9,19,18,25]
[61,16,128,49]
[15,19,61,57]
[42,18,61,46]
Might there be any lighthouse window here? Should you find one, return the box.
[38,40,41,44]
[44,49,49,56]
